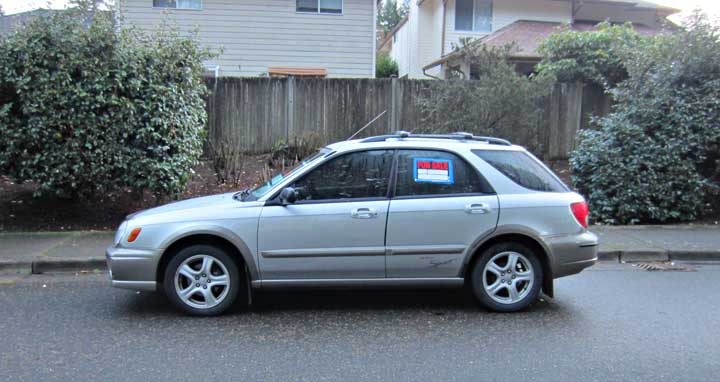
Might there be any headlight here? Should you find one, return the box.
[114,221,128,246]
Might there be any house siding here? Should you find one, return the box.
[119,0,376,77]
[391,21,412,77]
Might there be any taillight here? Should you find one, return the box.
[571,202,589,229]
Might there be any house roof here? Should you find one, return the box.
[423,19,669,70]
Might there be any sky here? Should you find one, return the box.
[1,0,719,21]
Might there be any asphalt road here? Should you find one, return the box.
[1,262,719,382]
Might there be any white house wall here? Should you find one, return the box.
[119,0,376,77]
[417,0,444,78]
[390,21,411,77]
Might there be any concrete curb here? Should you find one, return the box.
[620,250,669,263]
[0,258,107,275]
[31,257,107,274]
[597,251,620,262]
[0,260,33,275]
[1,250,719,275]
[669,250,720,261]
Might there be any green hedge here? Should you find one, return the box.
[570,15,720,224]
[0,7,211,199]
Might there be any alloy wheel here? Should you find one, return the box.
[174,254,230,309]
[482,251,534,305]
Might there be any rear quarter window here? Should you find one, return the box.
[473,150,568,192]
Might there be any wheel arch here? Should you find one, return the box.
[462,230,554,298]
[156,230,258,286]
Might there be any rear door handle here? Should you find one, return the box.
[465,203,491,214]
[351,207,378,219]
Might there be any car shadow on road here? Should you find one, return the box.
[117,287,565,318]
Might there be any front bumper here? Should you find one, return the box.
[106,246,162,291]
[545,231,599,278]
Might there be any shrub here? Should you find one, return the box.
[269,133,322,170]
[0,4,212,199]
[537,22,644,88]
[376,54,399,78]
[570,14,720,224]
[209,137,246,186]
[418,40,554,152]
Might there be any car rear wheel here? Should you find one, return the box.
[470,242,542,312]
[163,245,241,316]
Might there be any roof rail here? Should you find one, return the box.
[359,131,512,146]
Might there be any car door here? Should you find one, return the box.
[257,149,394,280]
[385,149,499,278]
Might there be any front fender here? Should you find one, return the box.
[157,223,260,281]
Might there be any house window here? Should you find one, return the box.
[153,0,202,10]
[455,0,492,32]
[297,0,343,14]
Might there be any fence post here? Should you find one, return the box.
[286,76,295,141]
[390,77,398,133]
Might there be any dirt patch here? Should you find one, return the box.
[0,155,272,232]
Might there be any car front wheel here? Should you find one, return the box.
[470,242,543,312]
[163,245,241,316]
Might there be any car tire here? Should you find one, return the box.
[163,244,242,316]
[470,242,543,312]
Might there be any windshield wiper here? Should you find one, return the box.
[233,188,251,201]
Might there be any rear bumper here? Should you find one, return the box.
[545,231,599,278]
[105,246,161,291]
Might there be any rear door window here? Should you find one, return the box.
[473,150,568,192]
[394,150,494,197]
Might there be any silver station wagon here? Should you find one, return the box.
[106,132,598,315]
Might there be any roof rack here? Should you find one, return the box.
[359,131,512,146]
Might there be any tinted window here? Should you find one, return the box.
[395,150,492,197]
[473,150,568,192]
[291,150,393,201]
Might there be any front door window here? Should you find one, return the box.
[291,150,394,202]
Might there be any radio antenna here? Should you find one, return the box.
[347,110,387,140]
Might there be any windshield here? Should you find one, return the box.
[243,149,329,201]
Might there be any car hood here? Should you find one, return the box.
[128,192,245,220]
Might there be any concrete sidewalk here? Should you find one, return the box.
[0,226,719,275]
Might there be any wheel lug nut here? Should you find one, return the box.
[195,276,199,280]
[195,283,200,287]
[201,273,206,277]
[207,279,211,283]
[203,285,207,289]
[501,279,505,283]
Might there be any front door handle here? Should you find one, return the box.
[465,203,491,214]
[351,207,378,219]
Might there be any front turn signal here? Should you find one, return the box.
[127,227,142,243]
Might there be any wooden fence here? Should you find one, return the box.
[205,78,609,160]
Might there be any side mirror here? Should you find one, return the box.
[279,187,298,205]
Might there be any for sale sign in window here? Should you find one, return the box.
[413,158,454,184]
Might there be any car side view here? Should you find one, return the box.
[106,132,598,315]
